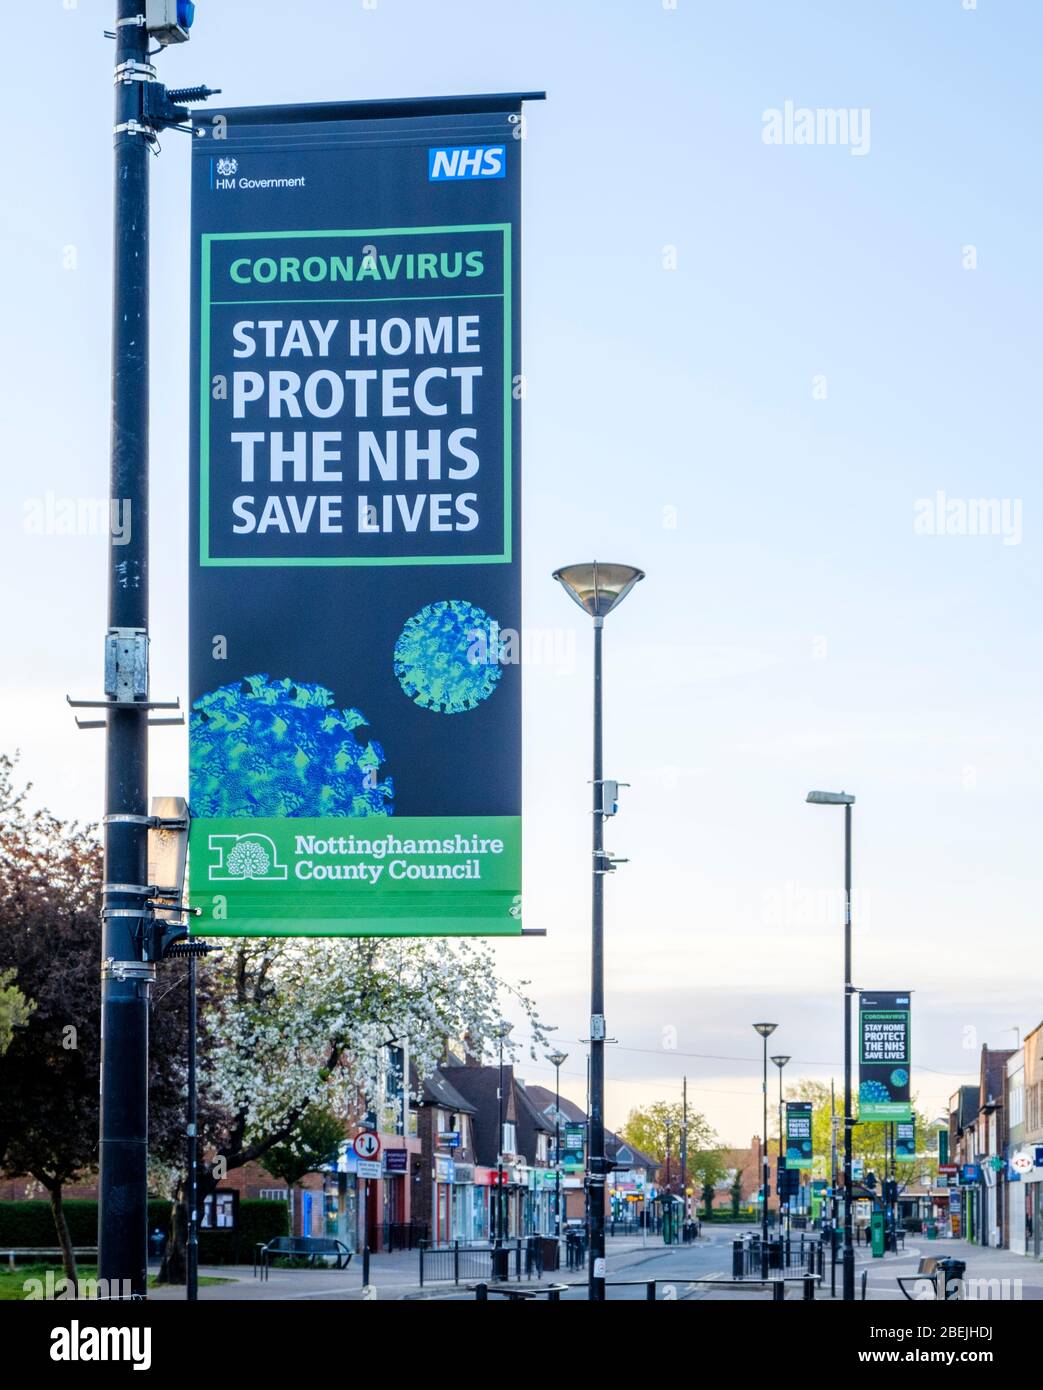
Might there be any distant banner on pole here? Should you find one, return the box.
[785,1101,814,1170]
[859,991,912,1120]
[187,97,533,936]
[896,1119,916,1159]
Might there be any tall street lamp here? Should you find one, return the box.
[771,1054,791,1240]
[495,1022,511,1258]
[753,1022,778,1278]
[547,1050,569,1242]
[553,560,644,1301]
[807,788,856,1301]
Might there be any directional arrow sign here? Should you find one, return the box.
[353,1131,381,1161]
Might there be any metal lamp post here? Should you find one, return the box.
[553,561,644,1301]
[807,789,856,1301]
[753,1023,778,1277]
[771,1054,791,1241]
[548,1050,568,1242]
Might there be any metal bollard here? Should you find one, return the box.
[362,1245,370,1288]
[646,1281,656,1301]
[803,1275,815,1301]
[475,1282,488,1301]
[732,1239,744,1278]
[772,1279,785,1302]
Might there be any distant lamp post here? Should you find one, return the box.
[771,1054,791,1238]
[553,560,644,1302]
[495,1021,512,1258]
[753,1023,778,1278]
[547,1049,569,1242]
[806,788,856,1301]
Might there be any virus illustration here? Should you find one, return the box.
[889,1068,909,1088]
[859,1079,890,1104]
[225,840,271,879]
[190,675,393,818]
[394,600,504,714]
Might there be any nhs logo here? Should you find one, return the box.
[428,145,506,181]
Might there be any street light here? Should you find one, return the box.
[495,1022,511,1262]
[547,1050,569,1243]
[806,788,856,1301]
[553,560,644,1302]
[753,1022,778,1278]
[771,1054,791,1241]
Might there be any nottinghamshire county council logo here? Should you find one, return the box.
[216,157,238,177]
[208,833,287,882]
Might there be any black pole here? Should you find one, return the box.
[830,1076,837,1297]
[554,1061,562,1242]
[99,0,153,1301]
[761,1034,769,1278]
[681,1076,687,1223]
[843,801,855,1301]
[588,618,606,1300]
[186,954,198,1301]
[496,1034,505,1246]
[777,1066,785,1240]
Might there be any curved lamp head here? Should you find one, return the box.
[547,1051,568,1069]
[552,561,645,619]
[806,790,855,806]
[771,1055,791,1069]
[753,1022,778,1038]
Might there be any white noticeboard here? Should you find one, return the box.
[357,1160,382,1180]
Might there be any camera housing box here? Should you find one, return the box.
[146,0,192,45]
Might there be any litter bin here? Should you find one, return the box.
[926,1222,938,1240]
[491,1246,511,1281]
[937,1258,966,1300]
[541,1237,560,1272]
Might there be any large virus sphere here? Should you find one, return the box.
[859,1079,890,1104]
[889,1068,909,1088]
[394,600,503,713]
[190,675,393,818]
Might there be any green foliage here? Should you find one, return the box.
[0,970,33,1055]
[262,1107,344,1189]
[617,1101,718,1191]
[785,1078,938,1188]
[0,1199,168,1247]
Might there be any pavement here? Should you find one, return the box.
[145,1227,1043,1302]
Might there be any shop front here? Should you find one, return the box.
[323,1144,360,1250]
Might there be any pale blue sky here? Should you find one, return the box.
[1,0,1040,1144]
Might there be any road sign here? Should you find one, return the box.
[353,1130,381,1161]
[357,1160,382,1180]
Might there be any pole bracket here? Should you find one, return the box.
[102,958,156,982]
[114,60,157,84]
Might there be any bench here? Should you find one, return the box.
[255,1235,352,1280]
[896,1256,959,1302]
[1,1247,98,1270]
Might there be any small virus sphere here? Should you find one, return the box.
[190,674,393,818]
[859,1079,890,1104]
[394,600,503,714]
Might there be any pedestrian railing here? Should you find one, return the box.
[382,1221,428,1252]
[732,1232,826,1282]
[418,1238,544,1286]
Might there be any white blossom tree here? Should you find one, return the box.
[158,934,544,1279]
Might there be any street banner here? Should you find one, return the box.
[562,1123,586,1173]
[858,991,912,1120]
[785,1100,814,1170]
[187,97,533,936]
[896,1119,916,1159]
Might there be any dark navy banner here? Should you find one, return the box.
[187,99,528,936]
[858,991,912,1121]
